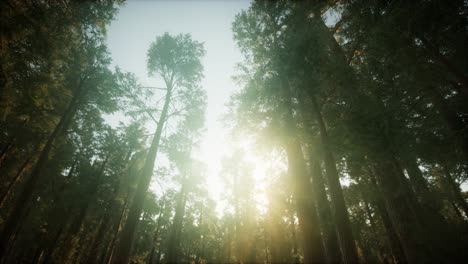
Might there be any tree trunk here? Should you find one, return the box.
[0,85,81,259]
[0,155,32,207]
[372,158,432,264]
[285,142,326,264]
[155,248,162,264]
[147,200,165,264]
[310,96,359,264]
[86,210,111,263]
[0,138,13,168]
[166,184,188,263]
[111,85,172,264]
[59,155,109,262]
[442,164,468,218]
[309,150,342,264]
[289,208,300,264]
[41,226,64,264]
[404,157,434,207]
[104,191,130,264]
[297,91,342,264]
[306,6,454,262]
[368,171,407,264]
[281,77,326,264]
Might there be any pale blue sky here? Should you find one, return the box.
[105,0,253,206]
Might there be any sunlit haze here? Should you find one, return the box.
[106,1,255,214]
[3,1,467,263]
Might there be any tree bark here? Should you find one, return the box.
[310,96,359,264]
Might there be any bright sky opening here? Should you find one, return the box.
[105,1,261,214]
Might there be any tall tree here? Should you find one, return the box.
[111,33,205,263]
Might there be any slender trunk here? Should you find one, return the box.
[166,185,188,263]
[403,157,453,242]
[41,226,64,264]
[0,86,81,259]
[281,78,325,263]
[31,248,43,264]
[298,92,342,264]
[147,204,164,264]
[88,148,134,262]
[195,204,204,264]
[391,158,427,228]
[266,215,284,263]
[426,85,468,159]
[59,155,109,262]
[167,140,192,264]
[111,85,172,264]
[353,226,376,264]
[67,159,78,177]
[289,208,300,264]
[263,230,269,264]
[368,171,407,264]
[451,201,463,219]
[226,227,232,263]
[148,248,155,264]
[0,138,13,168]
[404,157,433,206]
[442,164,468,218]
[155,248,162,264]
[86,211,111,263]
[0,155,32,207]
[372,159,430,264]
[104,191,130,264]
[234,167,241,264]
[310,96,359,263]
[309,152,342,264]
[285,142,326,264]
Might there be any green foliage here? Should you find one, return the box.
[147,33,205,86]
[1,1,467,264]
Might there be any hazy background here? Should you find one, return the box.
[105,1,253,210]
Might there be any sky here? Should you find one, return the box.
[105,1,259,212]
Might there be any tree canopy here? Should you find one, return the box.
[0,1,467,263]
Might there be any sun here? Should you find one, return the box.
[197,132,280,216]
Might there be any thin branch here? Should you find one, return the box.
[124,90,159,123]
[165,106,191,121]
[140,86,167,90]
